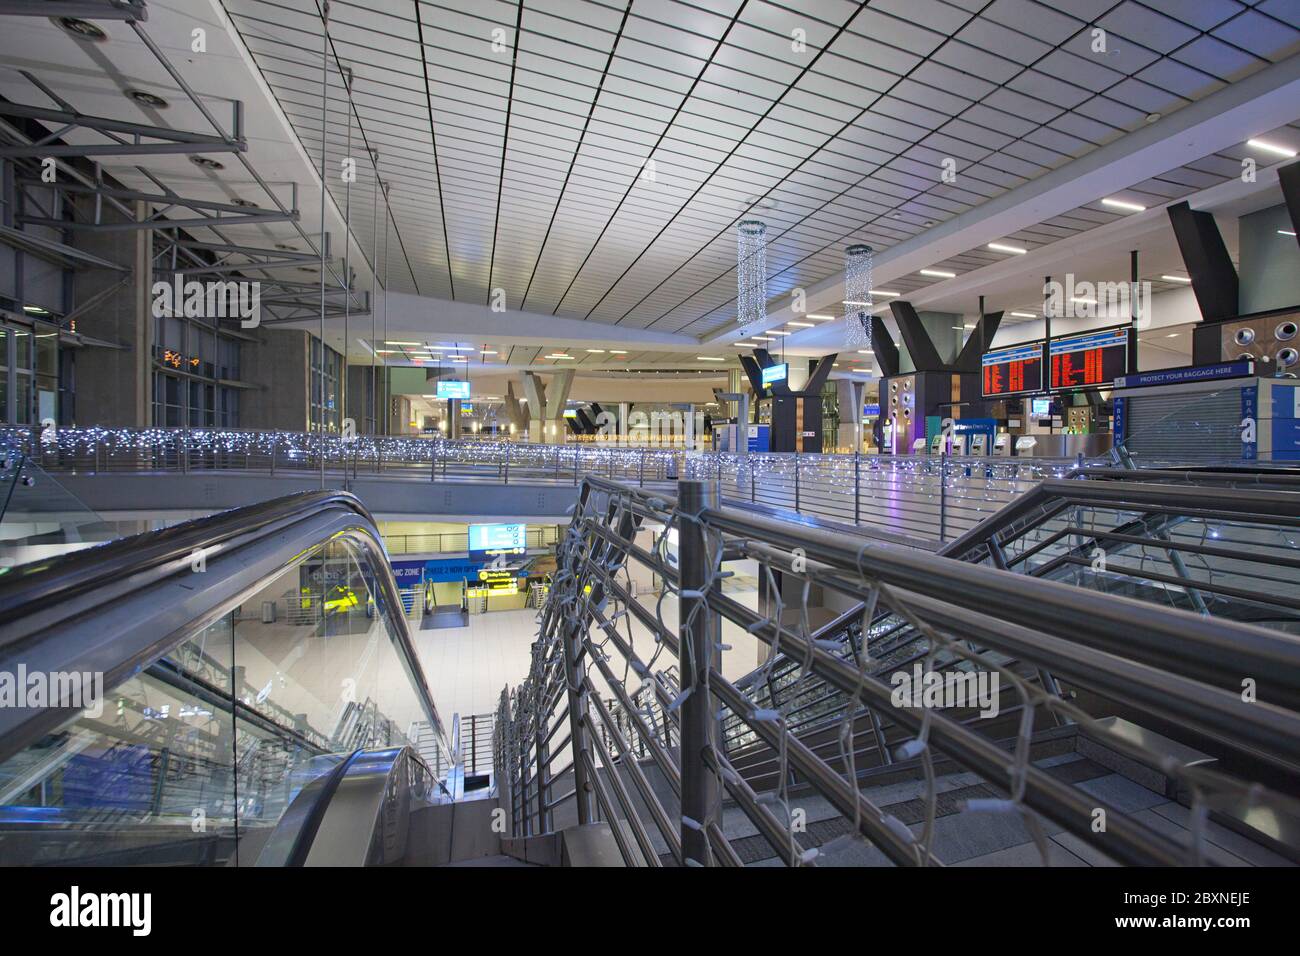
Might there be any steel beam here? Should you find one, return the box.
[0,0,146,19]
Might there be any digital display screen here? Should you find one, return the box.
[1049,328,1128,390]
[1031,398,1051,417]
[562,409,578,418]
[761,363,788,387]
[468,523,527,560]
[982,342,1043,397]
[436,380,471,399]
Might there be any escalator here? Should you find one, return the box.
[0,491,461,866]
[719,468,1300,802]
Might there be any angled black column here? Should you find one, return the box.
[802,353,837,395]
[870,318,900,377]
[1167,201,1238,322]
[889,300,945,371]
[1279,161,1300,250]
[738,354,765,394]
[955,311,1003,373]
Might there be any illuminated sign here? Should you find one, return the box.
[468,522,527,560]
[1049,328,1128,390]
[761,363,788,387]
[982,342,1043,397]
[563,409,579,418]
[1031,397,1052,417]
[436,380,471,399]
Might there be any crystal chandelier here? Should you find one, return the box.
[736,220,767,336]
[843,244,873,348]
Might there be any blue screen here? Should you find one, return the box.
[437,380,471,399]
[468,523,527,557]
[761,363,788,387]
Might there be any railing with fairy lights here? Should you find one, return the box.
[492,476,1300,867]
[6,427,1091,544]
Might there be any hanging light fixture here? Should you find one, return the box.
[843,244,873,348]
[736,220,767,337]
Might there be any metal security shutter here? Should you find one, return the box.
[1125,388,1240,463]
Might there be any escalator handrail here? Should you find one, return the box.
[939,472,1300,560]
[0,490,452,768]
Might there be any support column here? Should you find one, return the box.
[542,369,574,445]
[523,371,546,444]
[677,479,722,865]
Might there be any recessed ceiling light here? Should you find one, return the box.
[1280,229,1297,237]
[1101,197,1145,212]
[1166,333,1180,338]
[385,340,420,345]
[585,348,605,353]
[806,314,835,320]
[697,356,725,361]
[546,354,574,359]
[787,320,814,328]
[608,349,627,354]
[53,17,107,42]
[752,336,774,341]
[872,291,901,298]
[1145,112,1161,124]
[987,242,1027,255]
[1247,138,1297,158]
[856,349,873,355]
[920,269,956,279]
[1010,312,1037,319]
[769,330,791,335]
[480,350,498,355]
[1160,275,1192,283]
[126,89,168,109]
[189,155,224,170]
[22,304,49,314]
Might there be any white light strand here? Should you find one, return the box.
[843,244,873,348]
[736,220,768,336]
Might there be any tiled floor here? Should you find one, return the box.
[412,560,766,724]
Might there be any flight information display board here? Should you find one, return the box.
[1049,328,1128,390]
[982,342,1043,397]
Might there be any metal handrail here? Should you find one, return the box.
[0,490,453,768]
[494,475,1300,867]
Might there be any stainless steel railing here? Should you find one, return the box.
[6,425,1090,543]
[493,476,1300,867]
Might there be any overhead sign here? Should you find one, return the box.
[1049,327,1128,390]
[562,409,579,418]
[760,363,788,387]
[1113,361,1253,389]
[436,379,471,399]
[982,342,1043,397]
[468,522,527,560]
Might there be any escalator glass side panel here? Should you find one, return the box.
[0,534,447,866]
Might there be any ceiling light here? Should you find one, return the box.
[1166,333,1180,338]
[1280,230,1297,238]
[696,356,725,361]
[1010,312,1037,319]
[769,330,791,335]
[585,348,605,353]
[752,336,774,341]
[856,349,873,355]
[386,341,420,346]
[787,321,814,328]
[871,291,901,298]
[1247,138,1297,158]
[126,89,169,109]
[806,314,835,320]
[546,354,574,360]
[1101,197,1145,212]
[920,269,956,278]
[22,305,49,315]
[1071,297,1097,305]
[445,346,474,351]
[54,17,107,42]
[609,349,627,354]
[987,242,1027,255]
[1160,275,1192,283]
[480,350,498,355]
[189,155,225,171]
[733,341,754,347]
